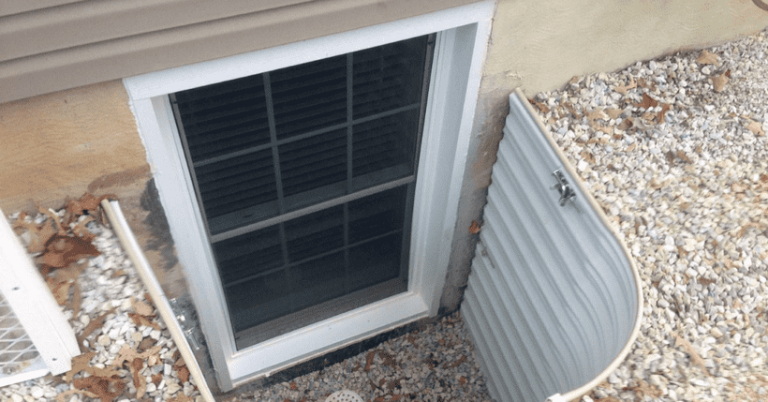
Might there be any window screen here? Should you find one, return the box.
[171,35,433,349]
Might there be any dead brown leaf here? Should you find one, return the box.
[168,395,193,402]
[151,373,163,385]
[665,150,677,166]
[712,72,729,92]
[593,125,614,135]
[66,193,110,218]
[177,365,191,383]
[64,352,122,383]
[37,207,66,235]
[72,216,96,242]
[68,282,82,318]
[14,218,58,254]
[628,380,663,399]
[468,220,481,235]
[77,307,116,351]
[51,281,72,305]
[113,344,163,368]
[658,103,671,123]
[41,234,100,272]
[580,151,596,165]
[636,93,659,109]
[131,357,147,398]
[676,150,692,164]
[672,331,711,376]
[737,222,760,238]
[586,108,608,122]
[137,337,156,353]
[364,350,376,372]
[131,297,155,316]
[747,120,765,136]
[697,50,720,66]
[128,313,161,330]
[443,355,467,369]
[698,277,716,286]
[614,77,637,94]
[64,352,96,382]
[73,375,126,402]
[605,108,622,119]
[617,118,634,131]
[528,98,550,114]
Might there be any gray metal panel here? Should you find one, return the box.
[461,93,641,402]
[0,0,482,104]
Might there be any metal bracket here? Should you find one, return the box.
[551,170,578,209]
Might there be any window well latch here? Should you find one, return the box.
[551,169,577,208]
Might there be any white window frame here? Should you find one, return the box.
[123,1,493,391]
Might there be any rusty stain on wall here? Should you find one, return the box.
[87,165,151,193]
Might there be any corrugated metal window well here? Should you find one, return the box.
[170,35,434,349]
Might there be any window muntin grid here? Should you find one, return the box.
[171,35,433,349]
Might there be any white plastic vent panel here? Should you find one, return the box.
[461,90,642,402]
[0,291,48,386]
[0,210,80,387]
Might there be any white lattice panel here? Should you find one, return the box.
[0,210,80,387]
[0,291,49,387]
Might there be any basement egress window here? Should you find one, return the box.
[125,2,492,390]
[169,36,433,349]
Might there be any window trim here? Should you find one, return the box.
[124,1,493,391]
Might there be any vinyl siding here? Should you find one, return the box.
[0,0,481,103]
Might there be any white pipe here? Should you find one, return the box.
[101,199,216,402]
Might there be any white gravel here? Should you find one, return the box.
[1,213,203,402]
[529,28,768,402]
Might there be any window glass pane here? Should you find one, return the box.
[227,271,290,332]
[174,75,270,162]
[348,186,407,244]
[292,251,346,310]
[271,55,347,140]
[213,225,283,285]
[352,109,419,190]
[279,129,347,210]
[195,149,277,224]
[284,206,344,263]
[353,36,428,119]
[348,233,403,292]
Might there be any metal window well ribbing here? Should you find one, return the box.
[461,91,642,402]
[170,35,433,349]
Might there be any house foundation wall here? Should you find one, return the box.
[0,80,188,299]
[1,0,767,361]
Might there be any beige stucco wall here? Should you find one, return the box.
[0,81,188,298]
[486,0,768,96]
[439,0,768,311]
